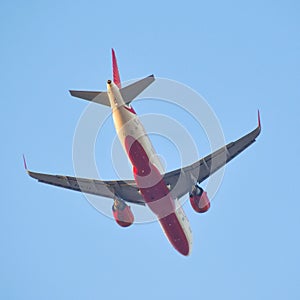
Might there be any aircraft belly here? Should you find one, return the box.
[112,104,192,255]
[159,213,191,256]
[124,134,192,255]
[113,106,164,173]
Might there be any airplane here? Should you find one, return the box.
[24,49,261,256]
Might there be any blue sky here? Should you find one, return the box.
[1,0,300,299]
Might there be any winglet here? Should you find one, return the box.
[258,109,261,128]
[112,48,121,88]
[22,154,28,171]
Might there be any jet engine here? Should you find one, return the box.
[189,185,210,213]
[112,198,134,227]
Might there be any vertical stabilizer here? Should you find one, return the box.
[112,48,121,88]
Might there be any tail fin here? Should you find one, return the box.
[112,48,121,88]
[70,49,155,106]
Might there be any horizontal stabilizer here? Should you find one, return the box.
[69,75,155,106]
[69,90,110,106]
[120,74,155,103]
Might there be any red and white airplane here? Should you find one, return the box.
[25,49,261,256]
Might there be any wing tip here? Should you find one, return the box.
[22,154,30,175]
[254,109,262,137]
[22,154,27,170]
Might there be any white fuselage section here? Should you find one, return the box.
[107,80,193,255]
[107,81,164,173]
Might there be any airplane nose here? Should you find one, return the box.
[107,79,112,84]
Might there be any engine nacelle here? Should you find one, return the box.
[189,185,210,213]
[112,198,134,227]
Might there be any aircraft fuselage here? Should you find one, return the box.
[107,80,193,256]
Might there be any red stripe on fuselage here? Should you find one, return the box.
[159,213,190,256]
[124,135,190,255]
[123,105,136,114]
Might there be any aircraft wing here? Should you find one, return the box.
[25,113,260,205]
[163,112,261,199]
[26,169,144,206]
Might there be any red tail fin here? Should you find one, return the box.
[112,48,121,88]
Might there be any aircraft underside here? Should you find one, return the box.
[25,49,261,256]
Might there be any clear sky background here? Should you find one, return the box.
[1,0,300,299]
